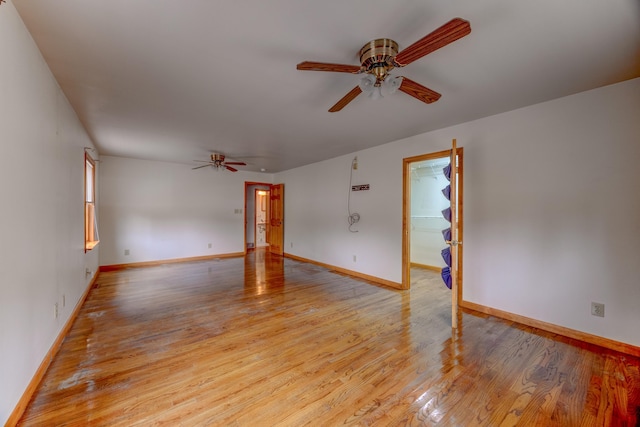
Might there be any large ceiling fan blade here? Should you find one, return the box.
[297,61,361,74]
[328,86,363,112]
[192,164,212,170]
[224,161,247,166]
[394,18,471,67]
[398,77,441,104]
[225,165,238,172]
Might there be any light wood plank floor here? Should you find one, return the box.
[18,250,640,426]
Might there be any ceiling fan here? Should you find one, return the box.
[297,18,471,112]
[192,153,247,172]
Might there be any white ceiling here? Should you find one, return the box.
[12,0,640,173]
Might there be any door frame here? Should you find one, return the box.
[402,148,464,299]
[268,183,284,256]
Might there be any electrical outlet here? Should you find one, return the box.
[591,302,605,317]
[353,255,357,262]
[124,249,130,256]
[54,303,59,319]
[290,242,293,248]
[208,243,212,248]
[62,294,66,308]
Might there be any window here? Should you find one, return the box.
[85,153,99,251]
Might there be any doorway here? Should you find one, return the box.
[402,148,463,295]
[255,189,270,248]
[245,182,271,252]
[244,182,285,256]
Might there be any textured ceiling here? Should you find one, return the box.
[12,0,640,172]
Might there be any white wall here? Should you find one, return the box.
[277,77,640,347]
[278,152,402,281]
[98,156,272,265]
[0,3,100,424]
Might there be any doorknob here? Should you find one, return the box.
[445,240,462,246]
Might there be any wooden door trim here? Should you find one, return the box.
[269,183,284,256]
[457,148,464,304]
[254,189,259,250]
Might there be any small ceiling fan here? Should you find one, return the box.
[192,153,247,172]
[297,18,471,112]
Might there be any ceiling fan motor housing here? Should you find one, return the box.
[211,153,225,165]
[359,38,399,83]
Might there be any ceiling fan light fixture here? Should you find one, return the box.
[381,76,402,96]
[371,86,383,100]
[358,74,377,92]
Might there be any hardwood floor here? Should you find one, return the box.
[17,250,640,426]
